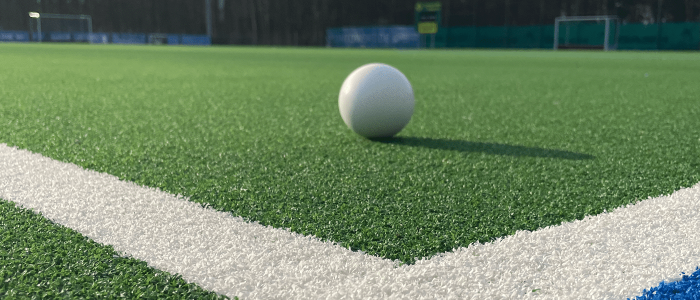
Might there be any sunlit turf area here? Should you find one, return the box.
[2,43,699,262]
[0,43,699,296]
[0,198,228,299]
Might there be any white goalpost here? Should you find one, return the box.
[28,12,93,43]
[554,15,620,51]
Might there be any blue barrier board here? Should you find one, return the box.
[327,26,419,48]
[167,34,181,45]
[111,33,147,44]
[181,35,211,46]
[0,31,30,42]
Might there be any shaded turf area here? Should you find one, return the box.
[1,44,698,264]
[0,198,229,299]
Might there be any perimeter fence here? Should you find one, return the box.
[327,22,700,50]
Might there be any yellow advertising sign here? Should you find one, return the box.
[417,22,438,34]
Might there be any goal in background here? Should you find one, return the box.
[28,12,93,43]
[148,33,168,45]
[554,15,620,51]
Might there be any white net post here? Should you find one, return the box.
[553,18,559,50]
[604,18,610,51]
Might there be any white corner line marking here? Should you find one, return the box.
[1,143,699,299]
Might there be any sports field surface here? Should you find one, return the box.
[1,43,699,299]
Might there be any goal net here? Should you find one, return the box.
[554,15,620,51]
[28,12,93,43]
[148,33,168,45]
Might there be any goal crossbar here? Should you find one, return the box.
[554,15,619,51]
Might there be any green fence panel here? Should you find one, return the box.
[556,22,606,46]
[443,26,477,48]
[618,22,699,50]
[508,25,547,48]
[440,25,555,49]
[660,22,700,50]
[540,25,555,49]
[436,22,698,50]
[618,23,660,50]
[435,27,448,48]
[475,26,508,48]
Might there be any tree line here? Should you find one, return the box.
[0,0,698,45]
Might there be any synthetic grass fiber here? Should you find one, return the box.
[3,144,700,299]
[0,198,228,299]
[1,43,699,264]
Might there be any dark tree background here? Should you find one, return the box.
[1,0,698,45]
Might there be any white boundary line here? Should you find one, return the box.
[1,143,699,299]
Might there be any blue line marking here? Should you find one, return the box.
[630,267,700,300]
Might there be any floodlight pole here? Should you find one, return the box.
[87,16,93,36]
[37,18,42,42]
[205,0,213,39]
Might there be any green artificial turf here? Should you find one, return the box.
[0,198,229,299]
[1,43,699,264]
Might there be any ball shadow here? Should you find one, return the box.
[372,136,595,160]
